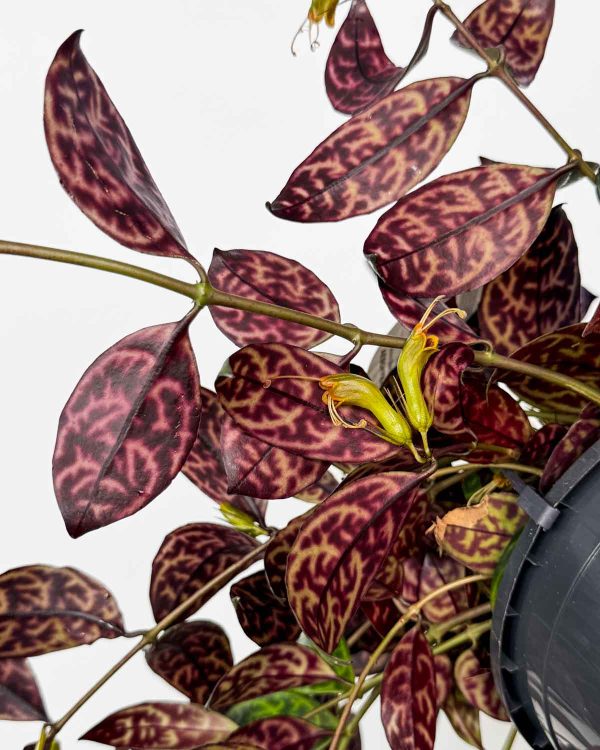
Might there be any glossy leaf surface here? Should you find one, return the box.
[208,249,340,349]
[0,565,123,658]
[287,471,424,653]
[423,343,475,438]
[208,644,337,711]
[541,405,600,491]
[0,658,48,721]
[381,626,437,750]
[295,471,338,503]
[81,702,236,748]
[225,689,337,731]
[434,655,452,709]
[53,316,201,537]
[444,691,483,749]
[146,621,233,703]
[150,524,259,622]
[521,423,567,468]
[365,164,560,297]
[44,32,191,260]
[264,513,310,603]
[479,206,582,355]
[453,0,554,86]
[217,343,396,462]
[419,553,473,623]
[454,649,509,720]
[269,77,475,222]
[227,717,330,750]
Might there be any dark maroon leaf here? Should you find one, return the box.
[146,621,233,703]
[264,513,311,603]
[400,556,423,605]
[53,313,201,537]
[454,649,509,720]
[419,553,474,623]
[230,572,300,647]
[541,405,600,492]
[294,470,338,503]
[423,343,476,439]
[44,32,192,261]
[0,565,124,657]
[444,690,483,749]
[434,655,452,709]
[150,523,259,623]
[521,423,567,468]
[208,249,340,349]
[227,716,330,750]
[0,658,48,721]
[361,599,399,637]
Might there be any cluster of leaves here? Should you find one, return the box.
[2,1,600,749]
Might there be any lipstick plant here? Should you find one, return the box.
[2,1,600,749]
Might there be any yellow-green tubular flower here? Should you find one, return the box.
[307,0,340,26]
[397,297,467,456]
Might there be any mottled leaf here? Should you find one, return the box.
[503,324,600,412]
[208,644,337,711]
[146,621,233,703]
[541,404,600,492]
[444,691,483,749]
[221,416,329,500]
[216,343,396,463]
[423,343,475,438]
[53,314,201,537]
[400,556,423,605]
[0,658,48,721]
[479,206,582,355]
[208,249,340,349]
[365,163,562,297]
[227,717,330,750]
[295,471,338,503]
[360,598,399,637]
[150,524,259,623]
[381,626,437,750]
[269,76,476,222]
[419,553,474,623]
[521,423,567,468]
[454,649,509,720]
[264,514,311,603]
[434,655,452,709]
[287,471,425,652]
[584,299,600,336]
[81,702,236,748]
[453,0,554,86]
[433,494,527,574]
[230,572,300,647]
[226,689,337,731]
[0,565,124,658]
[44,32,191,260]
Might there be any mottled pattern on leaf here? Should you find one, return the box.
[146,621,233,704]
[269,77,475,222]
[521,423,567,468]
[44,32,191,260]
[208,249,340,349]
[230,572,300,647]
[264,513,311,603]
[434,655,452,709]
[423,343,475,438]
[53,316,201,537]
[287,472,424,652]
[228,716,330,750]
[81,702,236,748]
[444,691,483,749]
[453,0,554,86]
[295,471,338,503]
[361,599,399,637]
[0,565,123,658]
[541,405,600,492]
[150,524,259,622]
[401,556,423,604]
[419,553,473,623]
[455,649,508,720]
[0,658,48,721]
[381,626,437,750]
[208,644,337,711]
[584,300,600,337]
[216,343,396,462]
[479,206,581,355]
[221,416,329,500]
[365,164,559,297]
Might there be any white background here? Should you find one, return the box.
[1,1,599,748]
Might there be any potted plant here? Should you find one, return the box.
[1,1,599,749]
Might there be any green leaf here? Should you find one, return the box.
[226,689,337,730]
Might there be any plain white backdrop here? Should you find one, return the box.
[1,1,599,747]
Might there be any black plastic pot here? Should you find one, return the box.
[491,438,600,750]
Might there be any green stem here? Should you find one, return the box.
[432,619,492,656]
[42,541,268,749]
[433,0,597,183]
[502,725,519,750]
[339,685,381,750]
[427,603,492,642]
[431,462,543,480]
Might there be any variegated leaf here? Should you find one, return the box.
[221,416,329,500]
[230,572,300,647]
[541,405,600,492]
[225,689,337,730]
[182,390,267,524]
[208,249,340,349]
[423,343,475,438]
[287,471,425,652]
[295,471,338,503]
[444,691,483,749]
[150,524,259,622]
[81,702,236,748]
[433,494,527,574]
[216,343,396,463]
[53,314,201,537]
[453,0,554,86]
[381,626,437,750]
[365,163,562,297]
[361,598,399,637]
[269,76,476,222]
[44,32,191,261]
[400,556,423,605]
[479,206,582,355]
[208,644,338,711]
[264,513,311,603]
[503,324,600,411]
[0,565,123,658]
[454,649,509,721]
[419,553,474,624]
[145,621,233,703]
[521,423,567,468]
[584,299,600,336]
[0,658,48,721]
[227,717,330,750]
[434,655,452,709]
